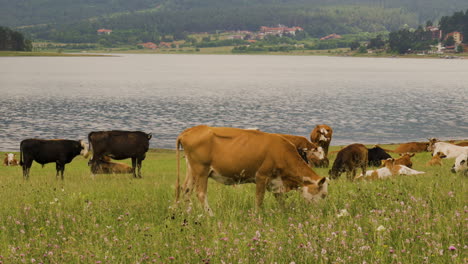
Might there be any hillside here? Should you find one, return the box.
[2,0,468,44]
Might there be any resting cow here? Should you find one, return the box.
[310,124,333,156]
[358,158,424,180]
[367,146,391,167]
[391,141,430,154]
[19,139,89,180]
[88,130,152,178]
[275,133,327,168]
[429,142,468,159]
[3,153,19,166]
[89,156,133,174]
[394,153,415,168]
[426,152,446,166]
[175,125,328,216]
[329,143,368,181]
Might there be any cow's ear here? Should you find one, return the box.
[318,177,327,189]
[409,153,415,157]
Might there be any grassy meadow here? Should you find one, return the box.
[0,145,466,263]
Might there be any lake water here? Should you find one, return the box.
[0,54,467,152]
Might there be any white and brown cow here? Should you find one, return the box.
[310,124,333,156]
[429,142,468,159]
[358,158,425,180]
[3,153,19,166]
[175,125,328,216]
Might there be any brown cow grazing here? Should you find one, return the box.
[329,143,368,181]
[89,156,133,174]
[310,124,333,156]
[394,153,415,168]
[426,152,447,166]
[175,125,328,216]
[3,153,19,166]
[275,134,326,168]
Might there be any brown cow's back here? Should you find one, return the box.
[393,142,429,154]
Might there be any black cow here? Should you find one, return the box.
[19,139,89,180]
[88,131,152,178]
[367,145,392,167]
[329,143,368,181]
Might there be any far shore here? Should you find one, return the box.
[2,48,467,59]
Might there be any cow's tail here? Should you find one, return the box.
[376,146,396,153]
[19,141,24,166]
[175,136,182,202]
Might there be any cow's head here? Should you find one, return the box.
[381,158,395,169]
[301,177,328,201]
[5,153,15,163]
[319,128,330,142]
[434,152,447,159]
[427,138,439,152]
[79,140,90,158]
[451,154,467,174]
[328,168,343,179]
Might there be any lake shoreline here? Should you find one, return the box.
[2,50,466,59]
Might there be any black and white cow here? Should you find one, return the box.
[19,139,89,180]
[88,131,152,178]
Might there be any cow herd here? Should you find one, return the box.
[1,125,467,215]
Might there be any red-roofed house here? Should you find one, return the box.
[138,42,158,49]
[259,25,303,36]
[97,29,112,35]
[159,42,172,48]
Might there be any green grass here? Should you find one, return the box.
[0,51,111,57]
[0,145,465,263]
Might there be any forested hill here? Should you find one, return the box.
[2,0,468,44]
[2,0,468,27]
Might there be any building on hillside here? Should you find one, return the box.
[259,25,303,37]
[138,42,158,49]
[320,33,342,40]
[97,29,112,35]
[426,26,442,40]
[159,42,172,48]
[445,32,463,44]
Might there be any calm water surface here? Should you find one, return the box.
[0,54,467,151]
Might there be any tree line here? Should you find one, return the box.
[386,9,468,54]
[0,26,32,51]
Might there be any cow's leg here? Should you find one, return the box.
[182,161,195,202]
[136,158,143,178]
[131,157,137,178]
[255,174,268,211]
[361,163,367,180]
[192,164,212,216]
[22,158,33,180]
[56,163,65,180]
